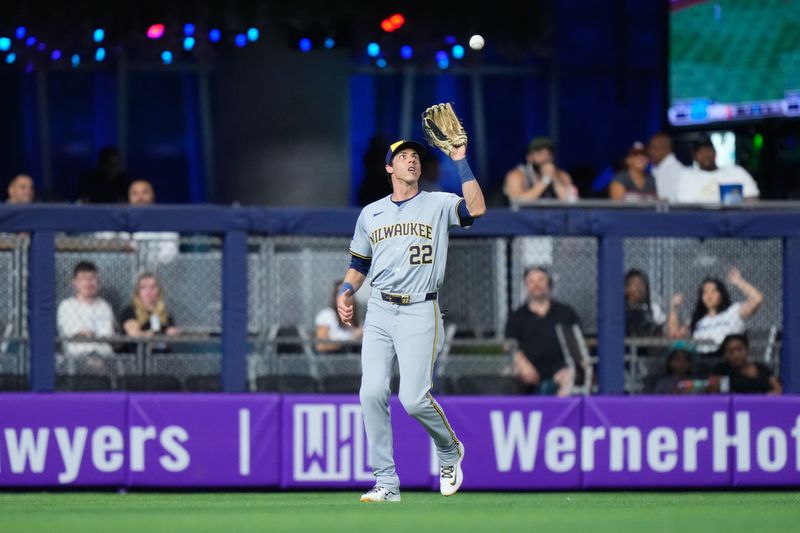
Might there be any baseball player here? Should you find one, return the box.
[337,104,486,502]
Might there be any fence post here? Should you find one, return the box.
[782,237,800,394]
[222,230,248,392]
[597,236,625,394]
[28,231,55,392]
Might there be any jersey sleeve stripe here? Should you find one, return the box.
[349,250,372,260]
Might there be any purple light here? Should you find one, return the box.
[37,42,46,52]
[435,50,448,62]
[234,33,247,47]
[51,50,62,60]
[444,35,456,45]
[25,36,36,47]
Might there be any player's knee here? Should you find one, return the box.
[359,382,389,405]
[399,393,427,418]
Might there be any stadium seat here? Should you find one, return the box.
[119,375,182,391]
[56,375,112,391]
[454,375,524,395]
[184,375,221,392]
[255,375,319,393]
[0,373,27,391]
[321,375,361,393]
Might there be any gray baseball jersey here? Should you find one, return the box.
[349,191,469,294]
[350,190,471,493]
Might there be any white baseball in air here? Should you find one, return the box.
[469,34,484,51]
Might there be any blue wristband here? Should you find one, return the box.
[338,282,355,296]
[453,158,476,184]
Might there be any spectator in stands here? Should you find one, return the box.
[652,341,697,394]
[624,269,666,336]
[667,267,763,355]
[647,132,685,203]
[78,146,130,204]
[358,134,392,206]
[57,261,116,369]
[709,334,781,394]
[6,174,35,204]
[315,281,362,352]
[120,273,178,352]
[609,142,659,202]
[675,137,760,204]
[418,153,443,192]
[503,137,577,204]
[505,266,580,396]
[92,179,180,266]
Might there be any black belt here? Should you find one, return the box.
[380,291,437,305]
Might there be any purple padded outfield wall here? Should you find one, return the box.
[1,394,798,489]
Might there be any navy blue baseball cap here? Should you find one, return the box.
[385,139,426,165]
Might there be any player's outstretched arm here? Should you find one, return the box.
[450,145,486,218]
[337,269,366,326]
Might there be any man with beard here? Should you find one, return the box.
[505,266,581,396]
[675,136,760,204]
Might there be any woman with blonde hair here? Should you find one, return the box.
[120,273,178,342]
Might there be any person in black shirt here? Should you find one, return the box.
[78,146,130,204]
[710,334,781,394]
[120,273,178,353]
[505,266,581,396]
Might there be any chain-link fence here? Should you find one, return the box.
[623,238,782,393]
[4,229,789,395]
[53,233,221,391]
[0,234,28,390]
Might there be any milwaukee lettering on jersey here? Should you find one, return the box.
[369,222,433,245]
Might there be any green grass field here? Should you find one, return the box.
[1,491,799,533]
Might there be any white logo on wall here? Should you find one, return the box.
[293,404,372,482]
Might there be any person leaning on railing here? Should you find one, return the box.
[667,267,763,355]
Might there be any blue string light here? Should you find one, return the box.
[15,27,26,39]
[299,38,312,52]
[95,47,106,62]
[452,45,464,60]
[183,37,195,51]
[400,45,413,59]
[93,29,104,43]
[209,29,221,43]
[324,37,335,49]
[71,54,80,67]
[5,53,16,64]
[247,28,259,42]
[235,34,247,47]
[0,37,10,52]
[161,50,173,64]
[366,42,380,57]
[184,24,195,36]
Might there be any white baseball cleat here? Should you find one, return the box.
[359,486,401,503]
[440,442,465,496]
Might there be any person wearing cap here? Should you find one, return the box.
[609,142,658,202]
[675,136,760,204]
[336,136,485,502]
[503,136,577,203]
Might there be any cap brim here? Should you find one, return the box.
[387,140,426,164]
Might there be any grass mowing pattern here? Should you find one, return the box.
[1,491,799,532]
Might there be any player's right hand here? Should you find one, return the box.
[337,290,354,326]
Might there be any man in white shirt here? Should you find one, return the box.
[57,261,116,358]
[647,133,685,203]
[675,137,760,204]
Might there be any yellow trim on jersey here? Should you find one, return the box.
[454,198,467,228]
[427,300,460,450]
[349,250,372,260]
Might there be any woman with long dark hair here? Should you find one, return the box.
[624,269,665,336]
[667,267,763,354]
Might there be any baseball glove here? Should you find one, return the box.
[421,103,468,154]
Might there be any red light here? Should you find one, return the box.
[147,24,165,39]
[389,14,405,27]
[381,19,395,32]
